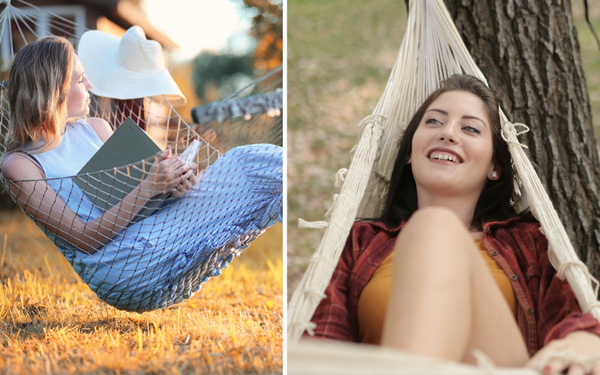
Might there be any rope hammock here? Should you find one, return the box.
[0,0,282,312]
[191,82,283,153]
[288,0,600,372]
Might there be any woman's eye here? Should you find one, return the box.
[463,126,481,134]
[425,118,441,125]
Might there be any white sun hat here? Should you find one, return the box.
[78,26,186,106]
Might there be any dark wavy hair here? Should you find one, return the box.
[381,74,519,230]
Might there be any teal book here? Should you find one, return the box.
[74,117,170,223]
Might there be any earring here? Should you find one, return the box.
[490,171,498,179]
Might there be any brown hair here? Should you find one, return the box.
[381,74,517,230]
[6,36,74,155]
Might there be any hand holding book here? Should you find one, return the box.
[75,117,203,223]
[140,149,197,199]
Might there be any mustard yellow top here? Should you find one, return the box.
[357,238,517,345]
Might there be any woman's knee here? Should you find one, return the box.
[397,207,474,260]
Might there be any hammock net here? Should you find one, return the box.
[0,0,283,312]
[191,74,283,154]
[288,0,600,371]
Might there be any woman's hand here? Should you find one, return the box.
[171,161,197,198]
[141,150,196,198]
[526,331,600,374]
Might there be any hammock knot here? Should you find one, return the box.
[298,218,329,229]
[374,169,392,183]
[586,301,600,315]
[555,258,600,303]
[512,122,530,136]
[556,258,588,280]
[335,168,348,187]
[501,121,530,149]
[356,113,387,129]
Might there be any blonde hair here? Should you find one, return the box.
[6,36,74,155]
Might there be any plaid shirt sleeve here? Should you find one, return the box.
[533,227,600,346]
[306,226,357,341]
[306,222,399,342]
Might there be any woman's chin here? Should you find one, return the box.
[68,108,89,119]
[416,175,481,197]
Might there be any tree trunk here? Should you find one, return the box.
[439,0,600,281]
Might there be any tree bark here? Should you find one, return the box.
[439,0,600,281]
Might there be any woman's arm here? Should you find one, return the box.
[2,148,195,254]
[306,241,355,341]
[524,226,600,373]
[87,117,113,142]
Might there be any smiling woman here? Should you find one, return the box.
[410,91,499,225]
[307,74,600,373]
[381,75,515,232]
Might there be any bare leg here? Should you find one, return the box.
[380,207,529,366]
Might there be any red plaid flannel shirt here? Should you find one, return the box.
[307,217,600,356]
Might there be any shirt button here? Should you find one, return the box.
[527,308,533,314]
[511,274,518,281]
[491,250,498,256]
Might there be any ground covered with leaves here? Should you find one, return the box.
[0,210,282,374]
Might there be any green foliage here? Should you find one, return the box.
[191,51,254,101]
[190,0,282,102]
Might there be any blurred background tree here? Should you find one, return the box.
[192,52,254,102]
[190,0,282,102]
[244,0,283,72]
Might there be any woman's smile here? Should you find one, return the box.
[427,147,463,164]
[411,90,496,198]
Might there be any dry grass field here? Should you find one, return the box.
[0,210,282,375]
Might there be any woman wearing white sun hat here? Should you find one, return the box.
[78,25,186,106]
[1,34,282,311]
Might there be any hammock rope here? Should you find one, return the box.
[191,87,283,154]
[0,0,282,312]
[288,0,600,371]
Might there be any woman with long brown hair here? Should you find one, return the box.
[309,74,600,374]
[0,36,282,311]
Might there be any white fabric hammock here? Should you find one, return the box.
[288,0,600,371]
